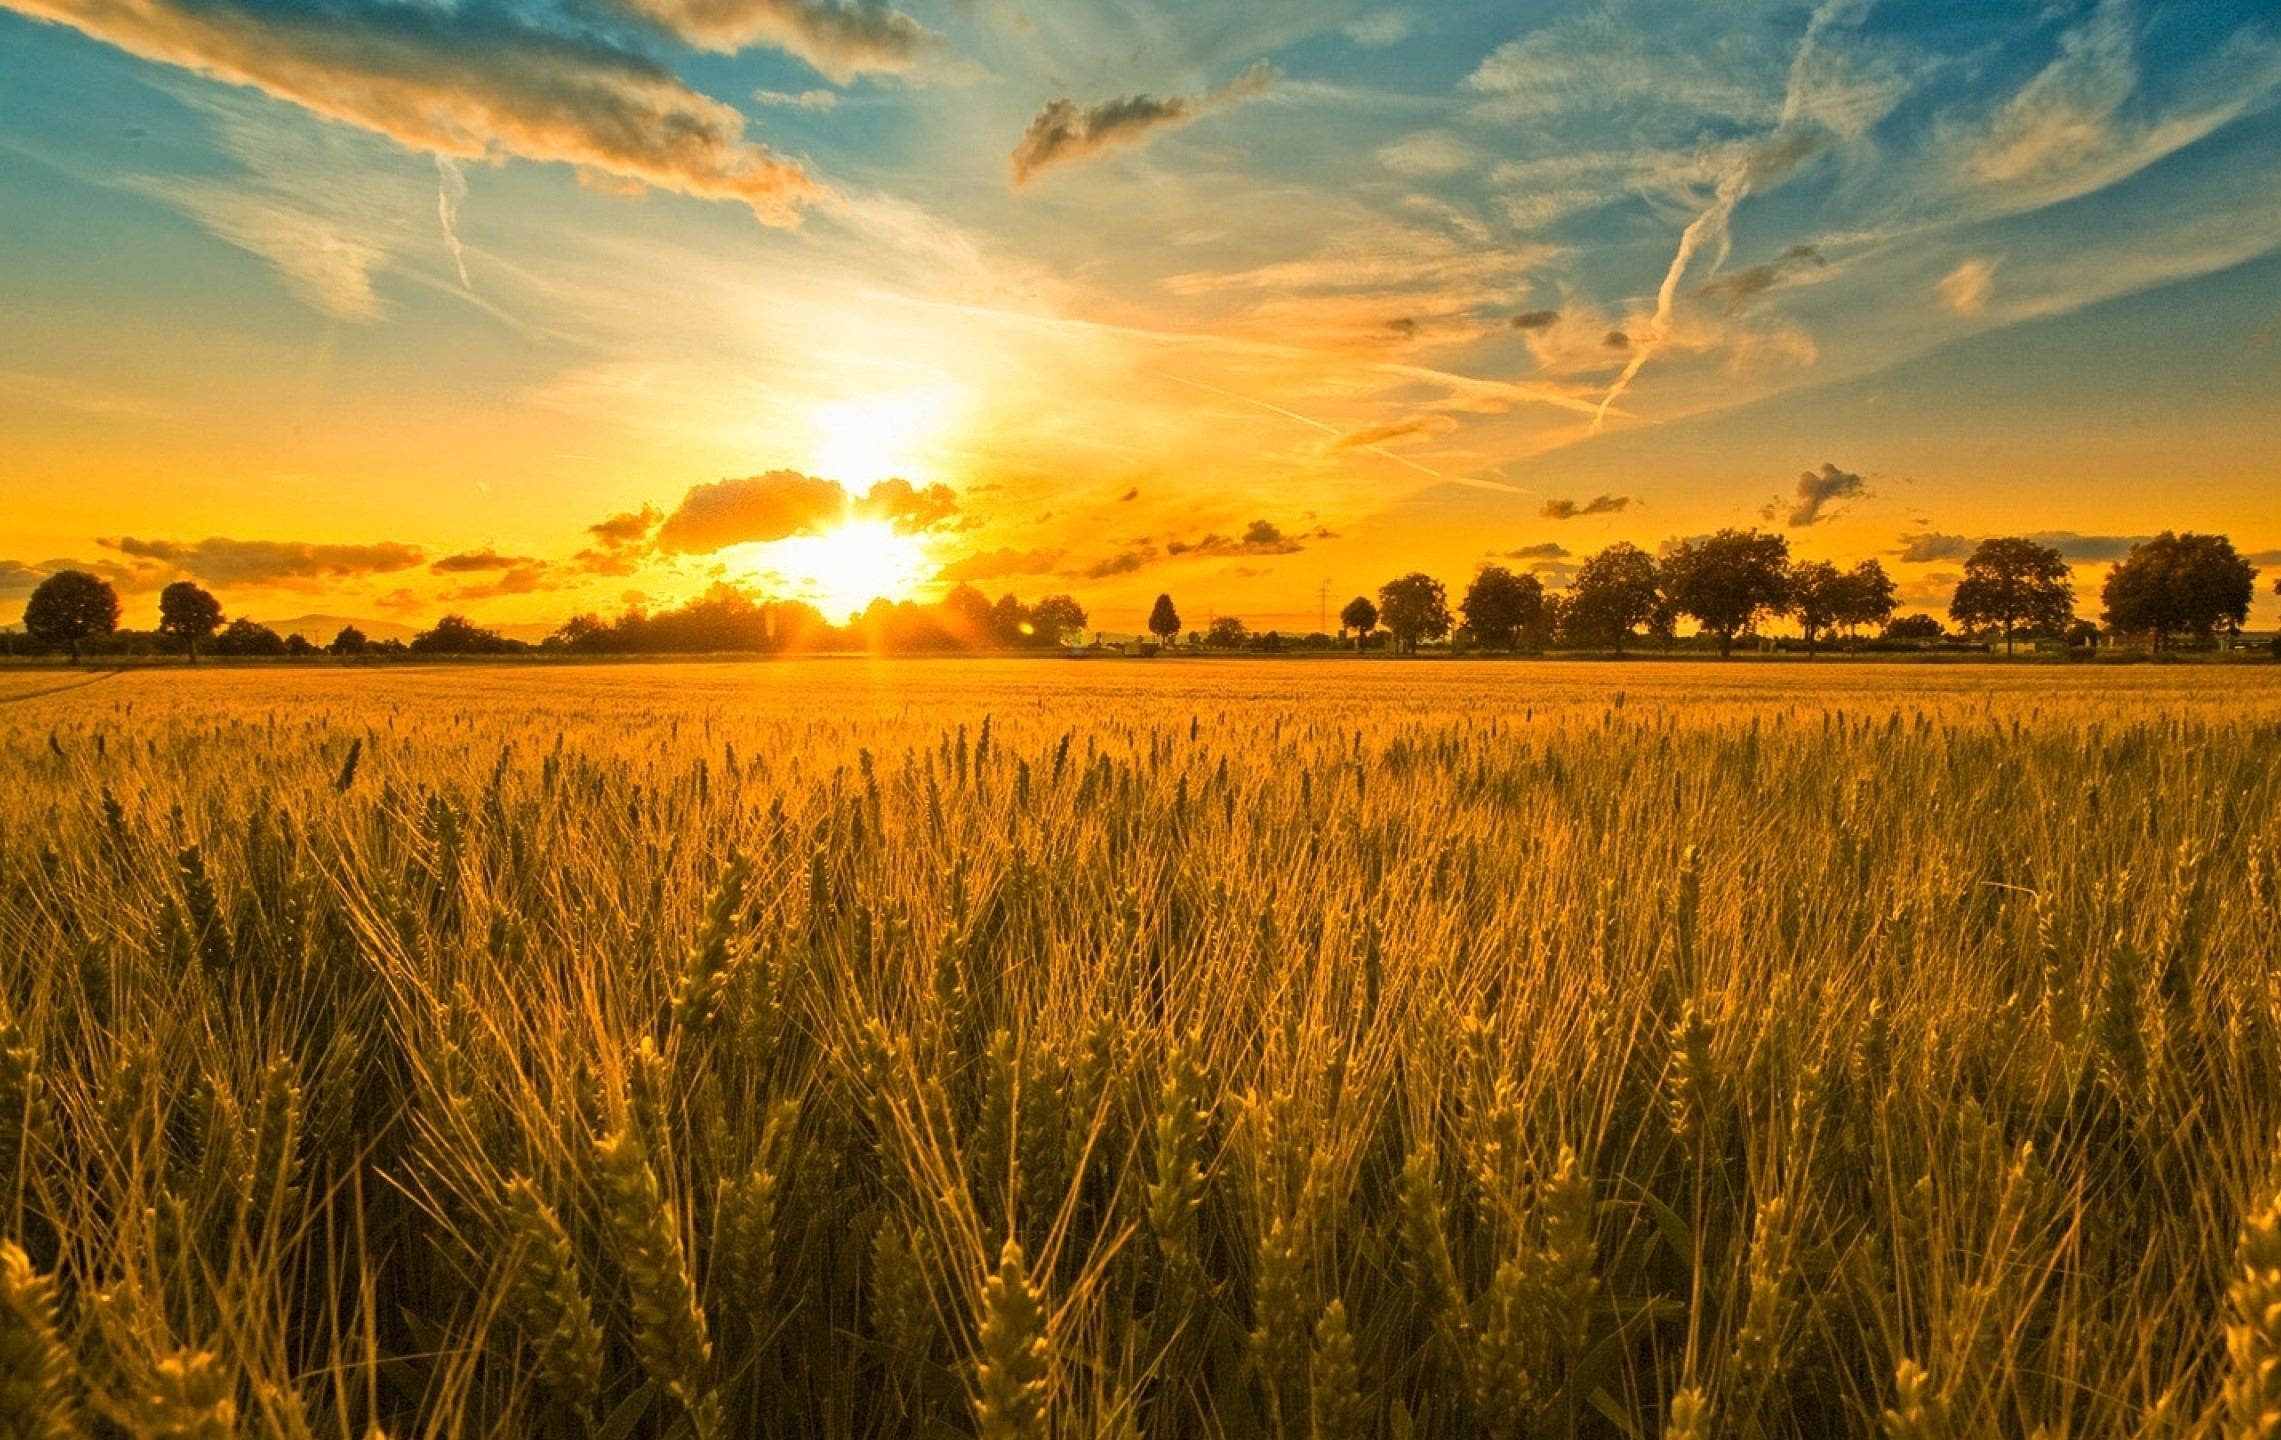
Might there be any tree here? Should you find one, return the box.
[22,570,120,664]
[210,617,287,657]
[1949,537,2074,655]
[328,625,371,656]
[1377,573,1451,654]
[1832,560,1898,642]
[2101,531,2257,652]
[157,581,224,663]
[990,594,1031,646]
[1147,594,1182,646]
[1787,560,1845,657]
[1339,596,1378,653]
[1883,613,1944,641]
[940,583,996,644]
[1030,594,1088,645]
[1205,616,1250,650]
[1662,529,1791,657]
[1459,566,1544,651]
[1566,543,1661,654]
[410,614,517,655]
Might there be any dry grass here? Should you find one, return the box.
[4,657,2281,1438]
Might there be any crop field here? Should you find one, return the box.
[7,658,2281,1439]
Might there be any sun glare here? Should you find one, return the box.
[766,519,934,620]
[807,388,959,488]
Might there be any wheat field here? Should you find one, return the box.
[5,659,2281,1439]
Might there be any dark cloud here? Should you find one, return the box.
[3,0,822,223]
[1166,519,1327,559]
[1509,309,1560,330]
[1119,487,1139,502]
[588,505,662,550]
[1896,531,1974,564]
[1540,494,1631,520]
[603,0,938,81]
[1011,61,1276,187]
[1502,542,1570,560]
[105,536,427,586]
[1080,547,1156,579]
[1895,530,2153,565]
[430,548,540,575]
[935,547,1063,583]
[1602,330,1631,350]
[1698,244,1822,312]
[1769,463,1869,527]
[854,477,959,534]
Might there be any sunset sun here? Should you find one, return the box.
[766,518,934,620]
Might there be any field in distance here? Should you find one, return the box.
[5,660,2281,1438]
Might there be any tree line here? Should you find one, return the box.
[1197,529,2258,658]
[5,528,2264,664]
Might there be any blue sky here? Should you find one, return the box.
[2,0,2277,630]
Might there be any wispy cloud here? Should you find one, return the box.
[1011,61,1278,188]
[604,0,939,81]
[1540,494,1632,520]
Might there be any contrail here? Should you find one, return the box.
[1167,375,1527,493]
[436,154,472,290]
[1591,0,1863,431]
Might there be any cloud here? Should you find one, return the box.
[430,548,539,574]
[1510,309,1561,330]
[1081,547,1157,579]
[1896,531,1974,564]
[654,471,851,552]
[604,0,938,81]
[1011,61,1278,187]
[1502,542,1570,561]
[1540,494,1631,520]
[1165,519,1325,558]
[754,88,839,111]
[588,505,663,550]
[104,536,427,586]
[1376,131,1475,177]
[652,472,958,553]
[854,477,960,534]
[0,560,53,601]
[1769,462,1869,526]
[1344,11,1413,48]
[1938,258,1998,316]
[1698,244,1823,312]
[1895,531,2151,564]
[1332,415,1455,450]
[3,0,823,224]
[441,562,553,600]
[935,547,1063,583]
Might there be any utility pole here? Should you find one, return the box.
[1318,580,1328,635]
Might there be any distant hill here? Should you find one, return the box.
[256,615,419,644]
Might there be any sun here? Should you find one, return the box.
[767,519,934,620]
[808,388,958,487]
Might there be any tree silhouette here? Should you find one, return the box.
[1147,594,1182,646]
[1566,543,1661,654]
[328,625,370,656]
[23,570,120,664]
[1030,595,1088,645]
[411,615,518,655]
[210,617,288,657]
[1949,537,2074,654]
[1459,565,1544,652]
[1662,530,1791,656]
[1832,560,1898,644]
[1377,573,1451,655]
[1339,596,1378,653]
[1788,560,1845,657]
[158,580,224,663]
[1205,616,1250,650]
[2102,532,2257,651]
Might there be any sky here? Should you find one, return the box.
[2,0,2278,635]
